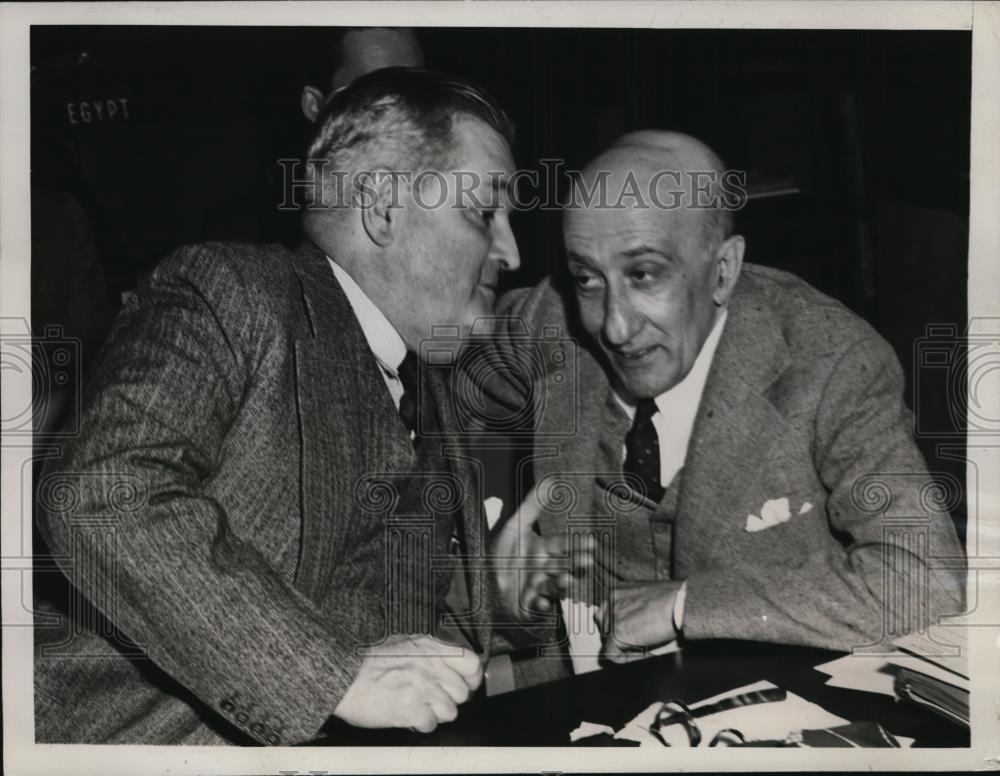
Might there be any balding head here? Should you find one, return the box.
[562,130,745,400]
[611,129,722,164]
[572,130,736,256]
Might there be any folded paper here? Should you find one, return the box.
[615,680,848,746]
[569,721,616,742]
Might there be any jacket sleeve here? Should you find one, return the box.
[460,286,538,429]
[36,245,362,744]
[450,286,557,649]
[681,335,966,651]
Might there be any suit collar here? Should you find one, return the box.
[705,274,791,399]
[290,240,415,601]
[673,271,792,569]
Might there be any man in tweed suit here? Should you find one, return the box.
[34,68,520,744]
[488,131,965,672]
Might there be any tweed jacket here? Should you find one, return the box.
[488,263,966,652]
[34,240,492,745]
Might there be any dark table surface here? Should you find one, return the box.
[312,640,968,747]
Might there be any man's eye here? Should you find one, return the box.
[468,206,497,226]
[572,274,601,292]
[629,268,660,285]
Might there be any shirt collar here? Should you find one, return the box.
[615,309,728,420]
[327,256,408,375]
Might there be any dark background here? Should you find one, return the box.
[29,26,971,539]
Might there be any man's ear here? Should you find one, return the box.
[301,86,325,123]
[358,171,399,248]
[712,234,745,307]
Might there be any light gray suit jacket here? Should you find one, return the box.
[488,263,965,652]
[34,240,493,745]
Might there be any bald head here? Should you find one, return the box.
[571,130,736,255]
[611,130,724,168]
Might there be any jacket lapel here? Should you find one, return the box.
[425,367,496,653]
[673,277,792,571]
[290,241,414,603]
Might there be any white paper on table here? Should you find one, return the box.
[615,679,849,746]
[813,654,899,698]
[569,721,616,742]
[560,598,680,676]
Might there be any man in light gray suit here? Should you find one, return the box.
[487,131,965,673]
[34,68,520,744]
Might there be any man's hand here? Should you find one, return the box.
[598,579,683,664]
[332,634,482,732]
[491,485,585,619]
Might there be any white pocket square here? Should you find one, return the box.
[745,497,813,532]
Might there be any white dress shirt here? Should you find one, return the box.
[564,310,728,673]
[327,257,410,423]
[614,310,728,490]
[612,309,728,632]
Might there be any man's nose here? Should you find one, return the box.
[602,286,638,347]
[491,218,521,272]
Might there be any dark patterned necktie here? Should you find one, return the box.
[624,398,665,502]
[396,350,421,439]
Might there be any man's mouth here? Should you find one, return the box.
[612,344,659,366]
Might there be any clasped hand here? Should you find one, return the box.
[333,633,482,732]
[493,485,683,661]
[491,484,579,619]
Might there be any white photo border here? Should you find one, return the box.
[3,2,998,773]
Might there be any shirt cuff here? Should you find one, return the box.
[672,581,688,633]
